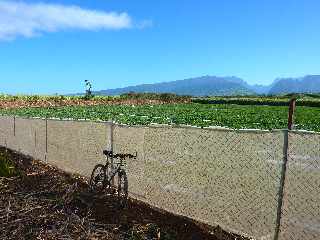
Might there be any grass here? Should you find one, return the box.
[0,103,319,132]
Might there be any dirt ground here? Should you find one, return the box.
[0,147,248,240]
[0,97,190,109]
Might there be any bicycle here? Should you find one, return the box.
[89,150,137,208]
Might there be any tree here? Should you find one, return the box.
[84,79,94,100]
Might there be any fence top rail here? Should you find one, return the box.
[0,115,113,125]
[115,122,289,134]
[289,129,320,136]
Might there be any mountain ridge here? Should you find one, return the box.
[94,76,254,96]
[92,75,320,96]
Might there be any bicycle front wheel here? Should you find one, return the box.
[117,169,128,208]
[89,164,106,193]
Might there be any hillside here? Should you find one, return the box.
[94,76,254,96]
[269,75,320,95]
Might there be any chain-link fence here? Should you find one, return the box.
[0,116,319,240]
[140,126,285,239]
[276,102,320,240]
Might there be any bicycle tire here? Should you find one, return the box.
[117,169,128,208]
[89,164,106,193]
[104,162,113,192]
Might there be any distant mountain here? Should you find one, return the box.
[248,84,271,95]
[89,74,320,97]
[94,76,254,96]
[269,75,320,95]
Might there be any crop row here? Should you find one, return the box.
[0,103,319,132]
[0,93,190,103]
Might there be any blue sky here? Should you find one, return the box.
[0,0,320,94]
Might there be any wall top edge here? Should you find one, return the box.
[289,129,320,136]
[0,115,113,124]
[0,115,283,134]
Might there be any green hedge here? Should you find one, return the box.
[192,98,320,107]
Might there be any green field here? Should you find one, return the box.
[0,103,319,132]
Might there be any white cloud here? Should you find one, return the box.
[0,1,143,40]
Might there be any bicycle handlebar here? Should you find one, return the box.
[103,150,137,159]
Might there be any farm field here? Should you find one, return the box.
[0,103,319,132]
[1,93,320,108]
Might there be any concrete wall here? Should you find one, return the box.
[0,116,319,240]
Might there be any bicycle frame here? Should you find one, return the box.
[90,149,133,208]
[103,155,125,188]
[105,162,122,186]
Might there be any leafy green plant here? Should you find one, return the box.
[0,151,17,177]
[1,102,319,131]
[160,231,176,240]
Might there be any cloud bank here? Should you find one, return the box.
[0,1,141,40]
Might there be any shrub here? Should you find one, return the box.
[119,92,191,102]
[0,151,17,177]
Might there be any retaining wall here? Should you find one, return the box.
[0,116,319,240]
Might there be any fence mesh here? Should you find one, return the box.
[0,116,13,148]
[113,125,147,200]
[140,127,284,239]
[2,116,320,240]
[14,118,47,161]
[46,120,112,177]
[279,131,320,240]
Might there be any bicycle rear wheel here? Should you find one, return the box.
[104,162,113,193]
[117,169,128,208]
[89,164,106,193]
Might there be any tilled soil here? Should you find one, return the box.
[0,147,248,240]
[0,98,189,109]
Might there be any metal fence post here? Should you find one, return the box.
[110,120,115,187]
[45,118,48,162]
[110,120,114,152]
[274,129,289,240]
[274,98,296,240]
[287,98,296,130]
[13,116,16,137]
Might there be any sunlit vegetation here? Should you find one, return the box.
[0,103,319,132]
